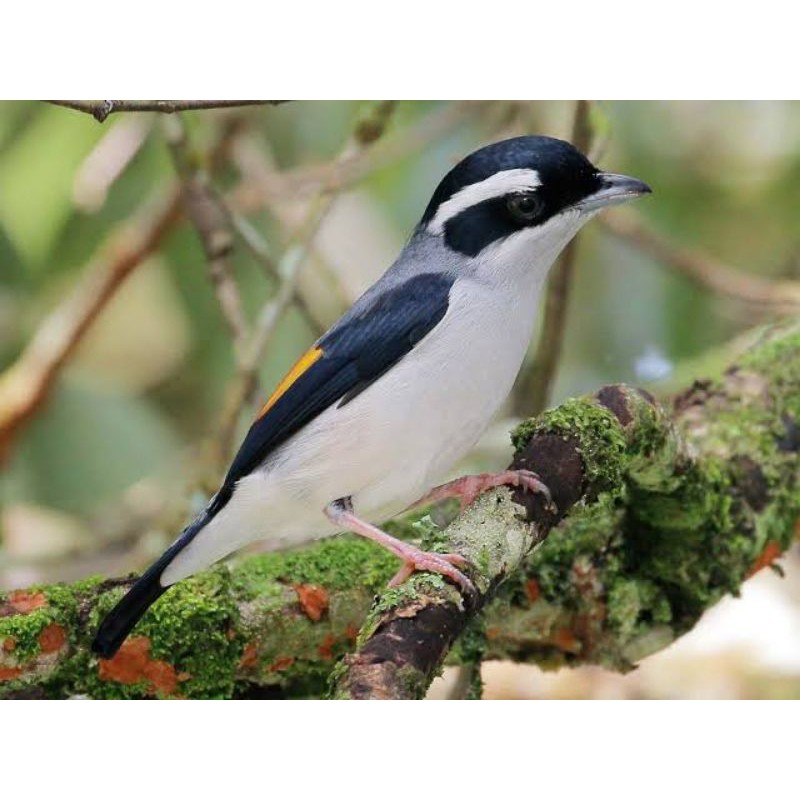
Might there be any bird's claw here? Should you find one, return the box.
[512,469,558,513]
[388,549,475,595]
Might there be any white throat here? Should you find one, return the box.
[472,207,589,287]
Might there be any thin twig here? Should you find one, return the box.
[239,101,472,202]
[247,196,336,359]
[161,111,325,339]
[513,100,594,416]
[445,661,483,700]
[222,202,325,336]
[72,116,153,213]
[163,114,250,357]
[212,199,335,463]
[601,209,800,312]
[0,120,244,468]
[0,189,182,467]
[48,100,285,123]
[213,102,398,463]
[230,136,352,329]
[226,101,477,334]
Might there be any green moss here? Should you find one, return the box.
[525,495,624,603]
[146,569,240,697]
[606,578,672,639]
[73,567,241,699]
[326,659,352,698]
[356,573,453,646]
[513,398,629,496]
[0,578,101,668]
[229,535,396,600]
[371,573,448,616]
[738,324,800,377]
[0,609,50,662]
[449,614,486,665]
[394,664,429,698]
[415,515,450,553]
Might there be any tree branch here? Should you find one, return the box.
[212,102,398,462]
[47,100,285,123]
[163,114,250,355]
[513,100,594,415]
[601,208,800,312]
[0,188,182,468]
[2,320,798,698]
[0,118,245,468]
[334,321,800,697]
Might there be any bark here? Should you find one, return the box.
[47,101,285,123]
[1,321,798,699]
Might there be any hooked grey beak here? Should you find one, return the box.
[576,172,652,212]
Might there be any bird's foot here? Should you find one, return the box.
[387,547,471,591]
[415,469,556,513]
[324,499,474,595]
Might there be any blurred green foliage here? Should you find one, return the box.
[1,101,798,560]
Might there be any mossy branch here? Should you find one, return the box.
[2,323,799,699]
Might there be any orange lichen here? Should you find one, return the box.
[38,623,66,654]
[550,628,580,653]
[2,637,15,653]
[7,591,47,614]
[747,541,782,577]
[145,661,182,695]
[97,636,183,696]
[317,634,337,660]
[0,667,22,682]
[293,584,329,622]
[239,642,259,670]
[268,656,295,673]
[525,578,541,604]
[344,624,359,643]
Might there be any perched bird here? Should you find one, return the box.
[92,135,651,658]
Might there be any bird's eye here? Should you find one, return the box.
[506,193,544,223]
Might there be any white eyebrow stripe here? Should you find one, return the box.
[428,168,541,234]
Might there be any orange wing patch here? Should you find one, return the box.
[256,347,323,420]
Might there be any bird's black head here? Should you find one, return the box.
[420,136,650,256]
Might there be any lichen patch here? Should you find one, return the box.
[293,584,329,622]
[97,636,186,697]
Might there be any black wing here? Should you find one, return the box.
[220,272,454,494]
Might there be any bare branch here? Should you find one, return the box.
[0,119,244,467]
[222,196,326,336]
[239,101,473,202]
[213,102,398,462]
[230,137,352,330]
[47,100,285,123]
[225,102,480,332]
[72,116,153,213]
[163,115,250,354]
[601,208,800,312]
[513,100,594,416]
[0,189,182,467]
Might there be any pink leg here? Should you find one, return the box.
[325,499,474,594]
[413,469,555,513]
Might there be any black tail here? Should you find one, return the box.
[91,505,219,659]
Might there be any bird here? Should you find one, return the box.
[92,134,651,658]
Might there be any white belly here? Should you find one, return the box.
[162,275,542,583]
